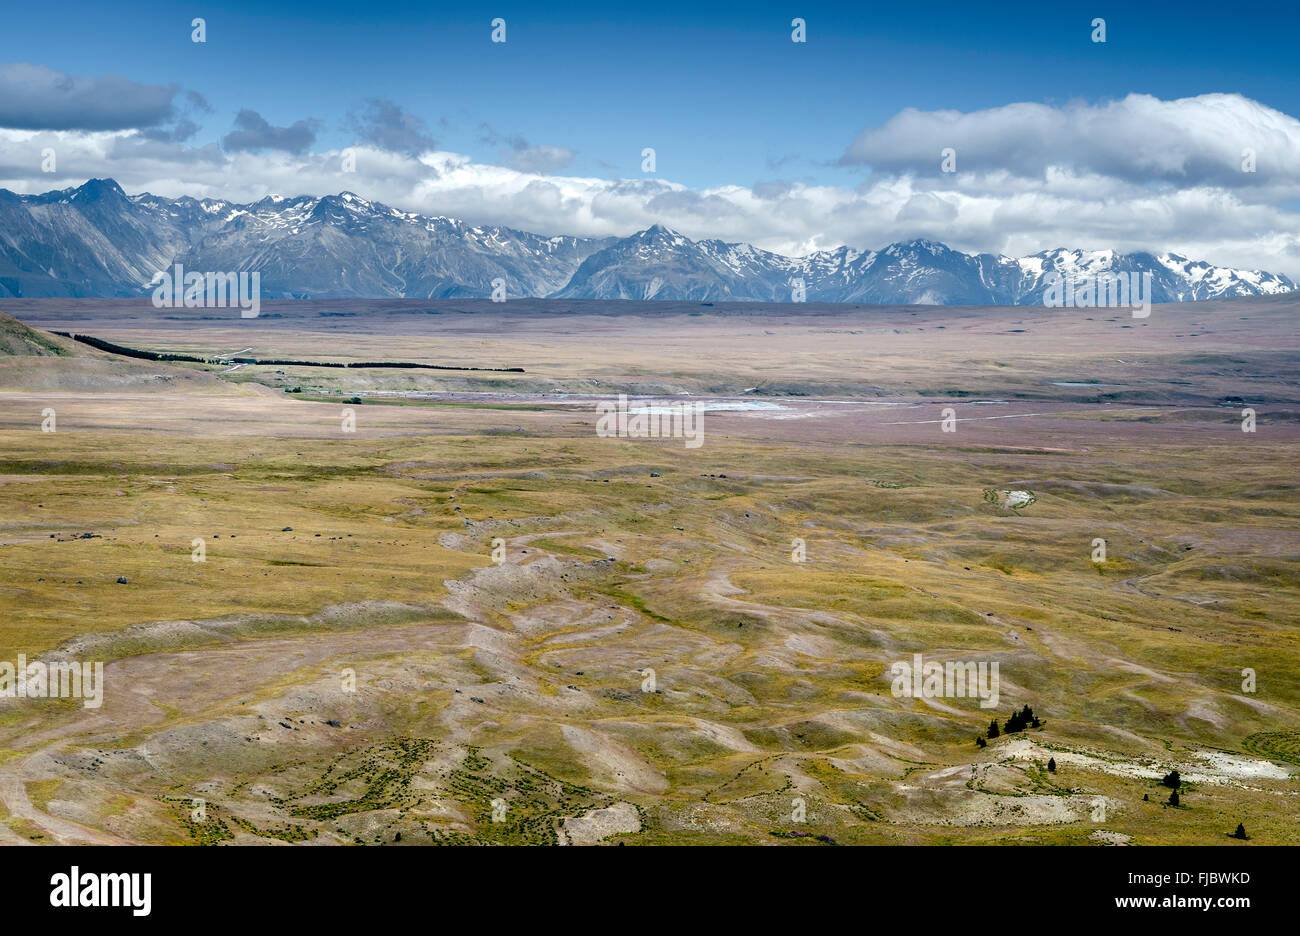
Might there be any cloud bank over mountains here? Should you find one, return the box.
[1,61,1297,277]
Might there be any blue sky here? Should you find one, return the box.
[1,1,1299,274]
[3,0,1299,188]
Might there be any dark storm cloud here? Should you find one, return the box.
[346,99,437,156]
[0,63,179,131]
[222,110,320,154]
[141,119,201,143]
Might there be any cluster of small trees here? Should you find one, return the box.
[976,704,1043,746]
[1004,704,1041,733]
[1159,770,1185,807]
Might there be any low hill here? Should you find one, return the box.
[0,307,228,393]
[0,309,75,356]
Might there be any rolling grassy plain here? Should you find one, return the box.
[0,298,1296,845]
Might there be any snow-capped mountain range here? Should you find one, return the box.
[1,179,1293,304]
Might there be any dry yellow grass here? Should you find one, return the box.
[0,302,1295,845]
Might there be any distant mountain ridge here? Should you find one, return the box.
[1,179,1293,304]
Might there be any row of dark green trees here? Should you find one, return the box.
[53,332,524,372]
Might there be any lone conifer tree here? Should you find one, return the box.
[1232,823,1248,840]
[1168,790,1180,807]
[987,719,1000,739]
[1047,757,1056,772]
[976,735,987,748]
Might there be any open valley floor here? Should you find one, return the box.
[0,297,1296,846]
